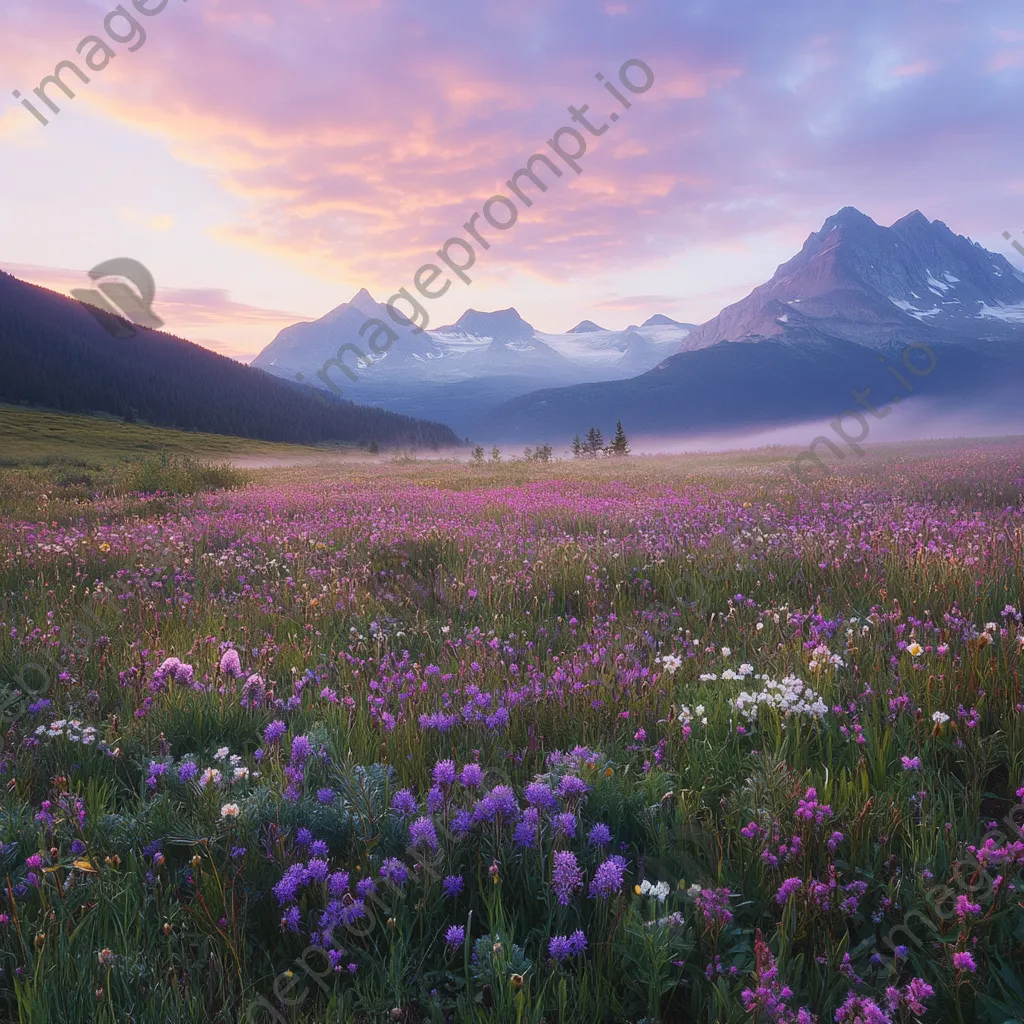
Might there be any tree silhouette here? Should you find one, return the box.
[608,421,630,456]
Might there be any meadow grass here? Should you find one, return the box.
[1,439,1024,1022]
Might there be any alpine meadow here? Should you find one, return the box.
[4,1,1024,1022]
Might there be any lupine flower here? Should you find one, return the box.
[289,735,312,765]
[263,720,287,744]
[589,855,627,900]
[552,851,583,905]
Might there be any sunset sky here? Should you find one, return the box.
[3,0,1023,362]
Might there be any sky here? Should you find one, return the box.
[2,0,1024,363]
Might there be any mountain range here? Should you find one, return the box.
[252,291,696,433]
[249,207,1024,442]
[6,206,1023,450]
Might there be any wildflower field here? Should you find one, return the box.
[2,441,1024,1023]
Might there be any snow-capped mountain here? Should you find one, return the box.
[487,208,1024,442]
[251,294,695,432]
[680,207,1024,353]
[254,296,693,391]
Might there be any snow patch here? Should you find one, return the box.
[890,297,941,321]
[977,301,1024,324]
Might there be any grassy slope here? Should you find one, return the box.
[0,405,337,465]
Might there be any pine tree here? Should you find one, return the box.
[585,427,604,458]
[490,446,502,463]
[572,435,582,459]
[471,444,485,464]
[609,420,629,456]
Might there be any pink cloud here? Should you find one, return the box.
[2,0,1022,338]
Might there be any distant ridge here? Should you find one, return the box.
[0,270,460,448]
[642,314,693,328]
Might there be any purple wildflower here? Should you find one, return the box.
[442,874,464,899]
[409,816,439,852]
[289,735,312,765]
[557,774,589,799]
[553,812,577,840]
[263,720,287,745]
[459,763,485,788]
[952,951,977,972]
[513,807,541,848]
[694,887,733,927]
[445,924,465,948]
[588,822,612,847]
[552,850,583,906]
[432,759,457,787]
[391,788,418,816]
[380,858,409,887]
[524,781,558,809]
[589,855,627,900]
[219,648,242,677]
